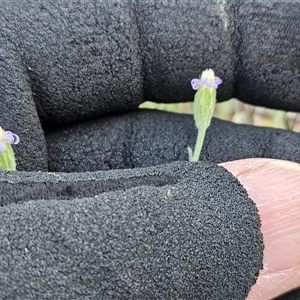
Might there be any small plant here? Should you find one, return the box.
[0,126,20,171]
[188,69,222,161]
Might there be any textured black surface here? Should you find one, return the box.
[0,49,48,171]
[46,109,300,172]
[0,1,299,297]
[275,288,300,300]
[0,161,263,299]
[1,0,299,170]
[236,1,300,112]
[1,0,143,171]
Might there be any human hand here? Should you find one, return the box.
[221,158,300,300]
[1,1,299,298]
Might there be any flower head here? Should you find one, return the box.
[191,69,222,90]
[0,127,19,152]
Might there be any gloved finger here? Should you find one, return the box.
[45,110,300,173]
[5,1,300,114]
[0,161,263,299]
[220,158,300,300]
[1,1,299,171]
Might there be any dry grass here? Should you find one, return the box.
[139,99,300,132]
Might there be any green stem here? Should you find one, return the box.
[190,126,207,162]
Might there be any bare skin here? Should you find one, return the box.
[220,158,300,299]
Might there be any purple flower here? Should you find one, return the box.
[191,76,222,90]
[0,127,20,152]
[191,78,202,90]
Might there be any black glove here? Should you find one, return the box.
[0,161,263,299]
[0,1,299,299]
[45,110,300,172]
[0,0,299,171]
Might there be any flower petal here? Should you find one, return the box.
[0,142,6,152]
[4,131,20,145]
[191,79,201,90]
[191,74,222,90]
[215,77,222,85]
[200,78,212,88]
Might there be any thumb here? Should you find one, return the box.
[220,158,300,300]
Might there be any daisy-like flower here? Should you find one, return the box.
[0,126,19,152]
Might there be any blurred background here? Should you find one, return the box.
[139,99,300,133]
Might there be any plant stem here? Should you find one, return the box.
[190,127,207,162]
